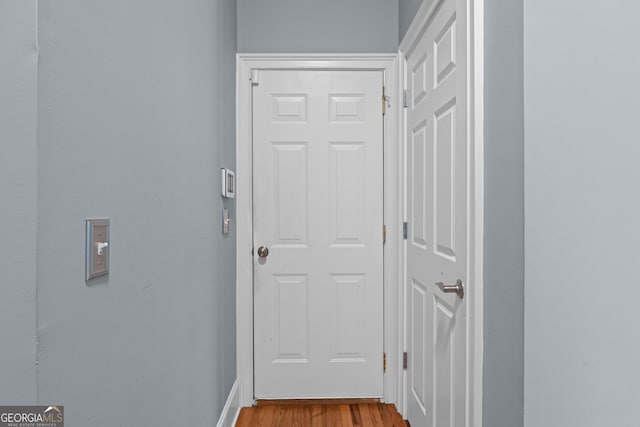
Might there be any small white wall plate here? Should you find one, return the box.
[221,168,236,198]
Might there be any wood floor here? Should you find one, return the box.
[235,400,408,427]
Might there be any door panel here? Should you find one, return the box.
[272,143,308,246]
[253,70,384,399]
[405,0,468,425]
[329,142,366,247]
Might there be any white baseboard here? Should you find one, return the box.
[216,379,241,427]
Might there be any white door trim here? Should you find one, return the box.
[236,54,402,407]
[399,0,484,425]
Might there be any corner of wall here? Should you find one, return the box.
[482,0,525,426]
[0,0,39,404]
[216,380,241,427]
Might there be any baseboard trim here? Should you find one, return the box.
[216,379,241,427]
[256,398,381,406]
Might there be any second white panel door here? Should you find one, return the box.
[405,0,469,425]
[253,70,384,399]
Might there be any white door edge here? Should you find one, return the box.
[235,54,402,407]
[470,1,485,425]
[398,0,484,426]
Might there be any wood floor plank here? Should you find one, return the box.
[273,405,292,427]
[292,404,311,426]
[235,401,405,427]
[357,403,374,426]
[310,404,325,427]
[349,404,362,426]
[338,404,352,426]
[325,404,342,427]
[235,407,254,427]
[367,403,385,426]
[383,403,407,427]
[256,405,275,427]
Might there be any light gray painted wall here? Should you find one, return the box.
[484,1,524,427]
[237,0,398,53]
[36,0,236,425]
[0,0,38,404]
[524,2,640,426]
[398,0,425,40]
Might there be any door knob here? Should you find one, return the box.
[257,246,269,258]
[436,279,464,299]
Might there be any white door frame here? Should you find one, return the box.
[236,54,402,407]
[399,0,484,425]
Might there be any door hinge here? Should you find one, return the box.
[403,222,408,240]
[383,224,387,244]
[250,69,259,86]
[382,86,390,115]
[383,352,387,373]
[403,352,408,370]
[403,90,408,108]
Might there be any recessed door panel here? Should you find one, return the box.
[273,143,308,247]
[411,122,429,249]
[435,16,457,86]
[434,101,456,260]
[434,297,454,426]
[272,94,308,122]
[331,274,366,361]
[412,54,429,107]
[274,275,309,362]
[330,95,366,122]
[329,143,366,247]
[411,278,428,415]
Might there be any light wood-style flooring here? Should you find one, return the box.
[236,400,408,427]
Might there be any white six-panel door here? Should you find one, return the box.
[405,0,468,425]
[252,70,384,399]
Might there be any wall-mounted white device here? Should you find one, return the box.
[86,219,109,281]
[222,209,230,234]
[221,168,235,198]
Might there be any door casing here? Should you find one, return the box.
[236,54,401,407]
[235,40,483,426]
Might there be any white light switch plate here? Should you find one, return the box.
[221,168,235,198]
[86,219,109,280]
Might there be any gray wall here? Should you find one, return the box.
[0,0,38,404]
[1,0,236,424]
[237,0,398,53]
[483,1,524,427]
[399,0,425,41]
[524,1,640,426]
